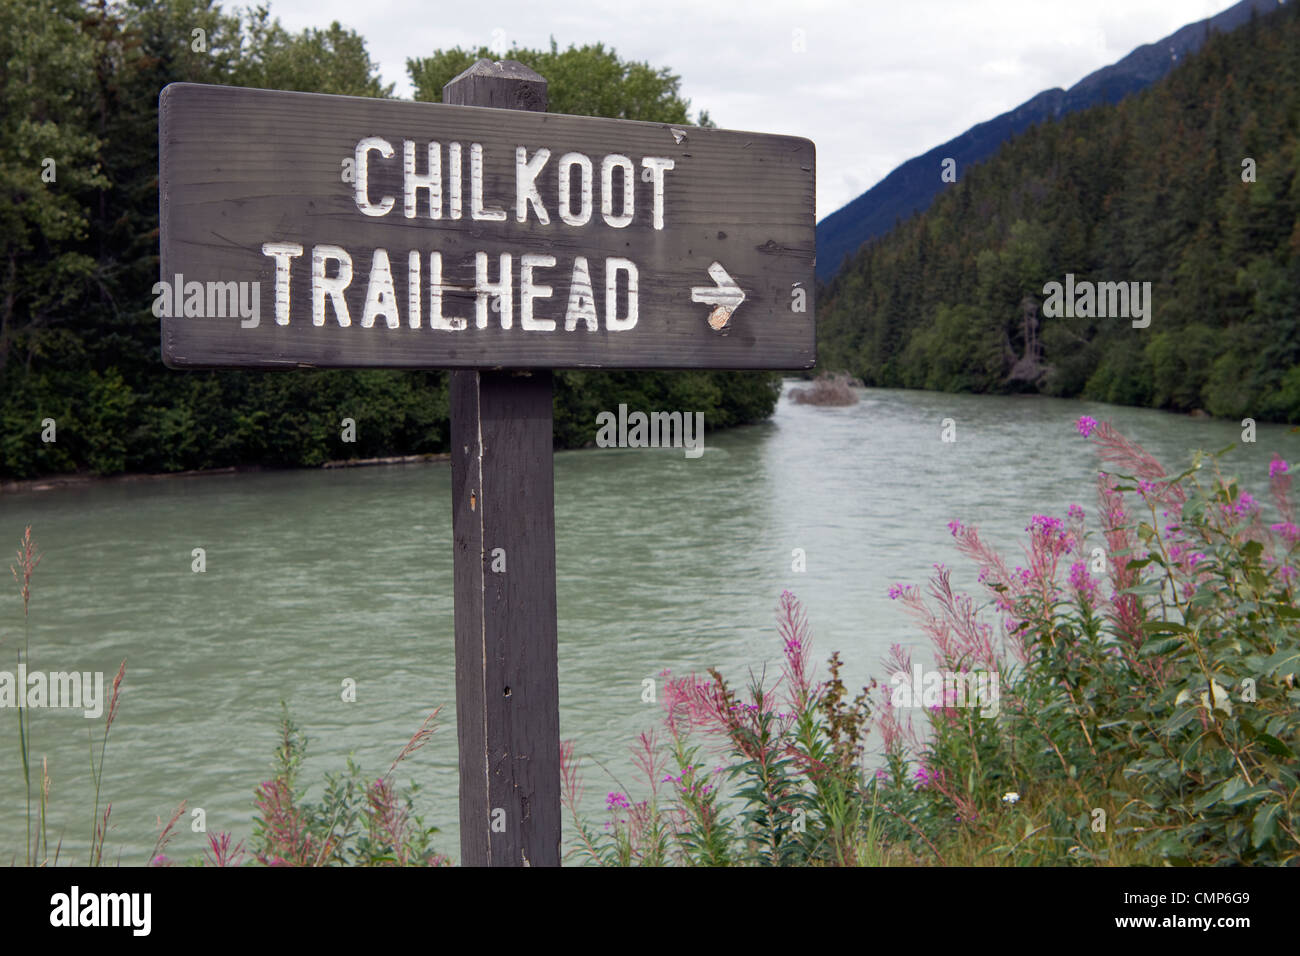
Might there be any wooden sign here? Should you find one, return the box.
[158,82,815,370]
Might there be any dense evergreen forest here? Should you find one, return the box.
[817,1,1300,422]
[0,0,779,479]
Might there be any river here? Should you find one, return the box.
[3,383,1297,864]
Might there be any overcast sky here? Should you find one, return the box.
[264,0,1236,220]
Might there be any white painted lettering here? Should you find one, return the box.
[449,142,463,220]
[470,143,505,221]
[475,252,512,329]
[600,154,635,228]
[261,242,303,325]
[520,253,556,330]
[605,257,638,330]
[640,157,674,230]
[361,248,400,328]
[565,256,598,331]
[403,140,441,219]
[515,147,550,224]
[312,244,353,326]
[558,152,593,226]
[430,252,467,331]
[354,137,394,217]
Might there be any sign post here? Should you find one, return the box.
[443,61,560,867]
[157,61,816,866]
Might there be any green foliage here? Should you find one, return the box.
[249,705,450,866]
[563,593,881,867]
[235,6,395,96]
[818,1,1300,421]
[0,0,109,376]
[0,2,776,479]
[871,426,1300,865]
[407,38,705,125]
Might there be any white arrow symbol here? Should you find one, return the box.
[691,261,745,330]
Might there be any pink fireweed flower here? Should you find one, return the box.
[888,583,907,600]
[1026,515,1073,558]
[606,792,632,811]
[1269,455,1295,526]
[1068,504,1085,522]
[203,831,247,868]
[777,590,816,709]
[1271,522,1300,545]
[1170,544,1205,568]
[661,671,719,738]
[1068,561,1098,604]
[1097,473,1143,649]
[947,519,964,536]
[1076,416,1098,437]
[1222,490,1257,519]
[1027,515,1064,537]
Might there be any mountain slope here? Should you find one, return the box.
[816,0,1300,421]
[816,0,1284,283]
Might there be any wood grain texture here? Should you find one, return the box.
[451,370,561,867]
[158,79,815,369]
[448,62,560,868]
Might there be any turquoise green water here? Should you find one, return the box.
[2,384,1297,864]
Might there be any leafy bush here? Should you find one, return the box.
[562,591,884,867]
[242,706,450,867]
[874,417,1299,865]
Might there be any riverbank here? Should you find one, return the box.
[0,452,451,495]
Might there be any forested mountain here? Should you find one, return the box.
[817,0,1300,422]
[815,0,1283,284]
[0,0,776,480]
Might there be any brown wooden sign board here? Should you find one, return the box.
[158,82,815,370]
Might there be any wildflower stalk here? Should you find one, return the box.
[89,661,125,865]
[11,526,40,865]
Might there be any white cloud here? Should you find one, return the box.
[259,0,1241,219]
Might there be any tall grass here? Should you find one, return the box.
[10,526,40,864]
[6,526,125,866]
